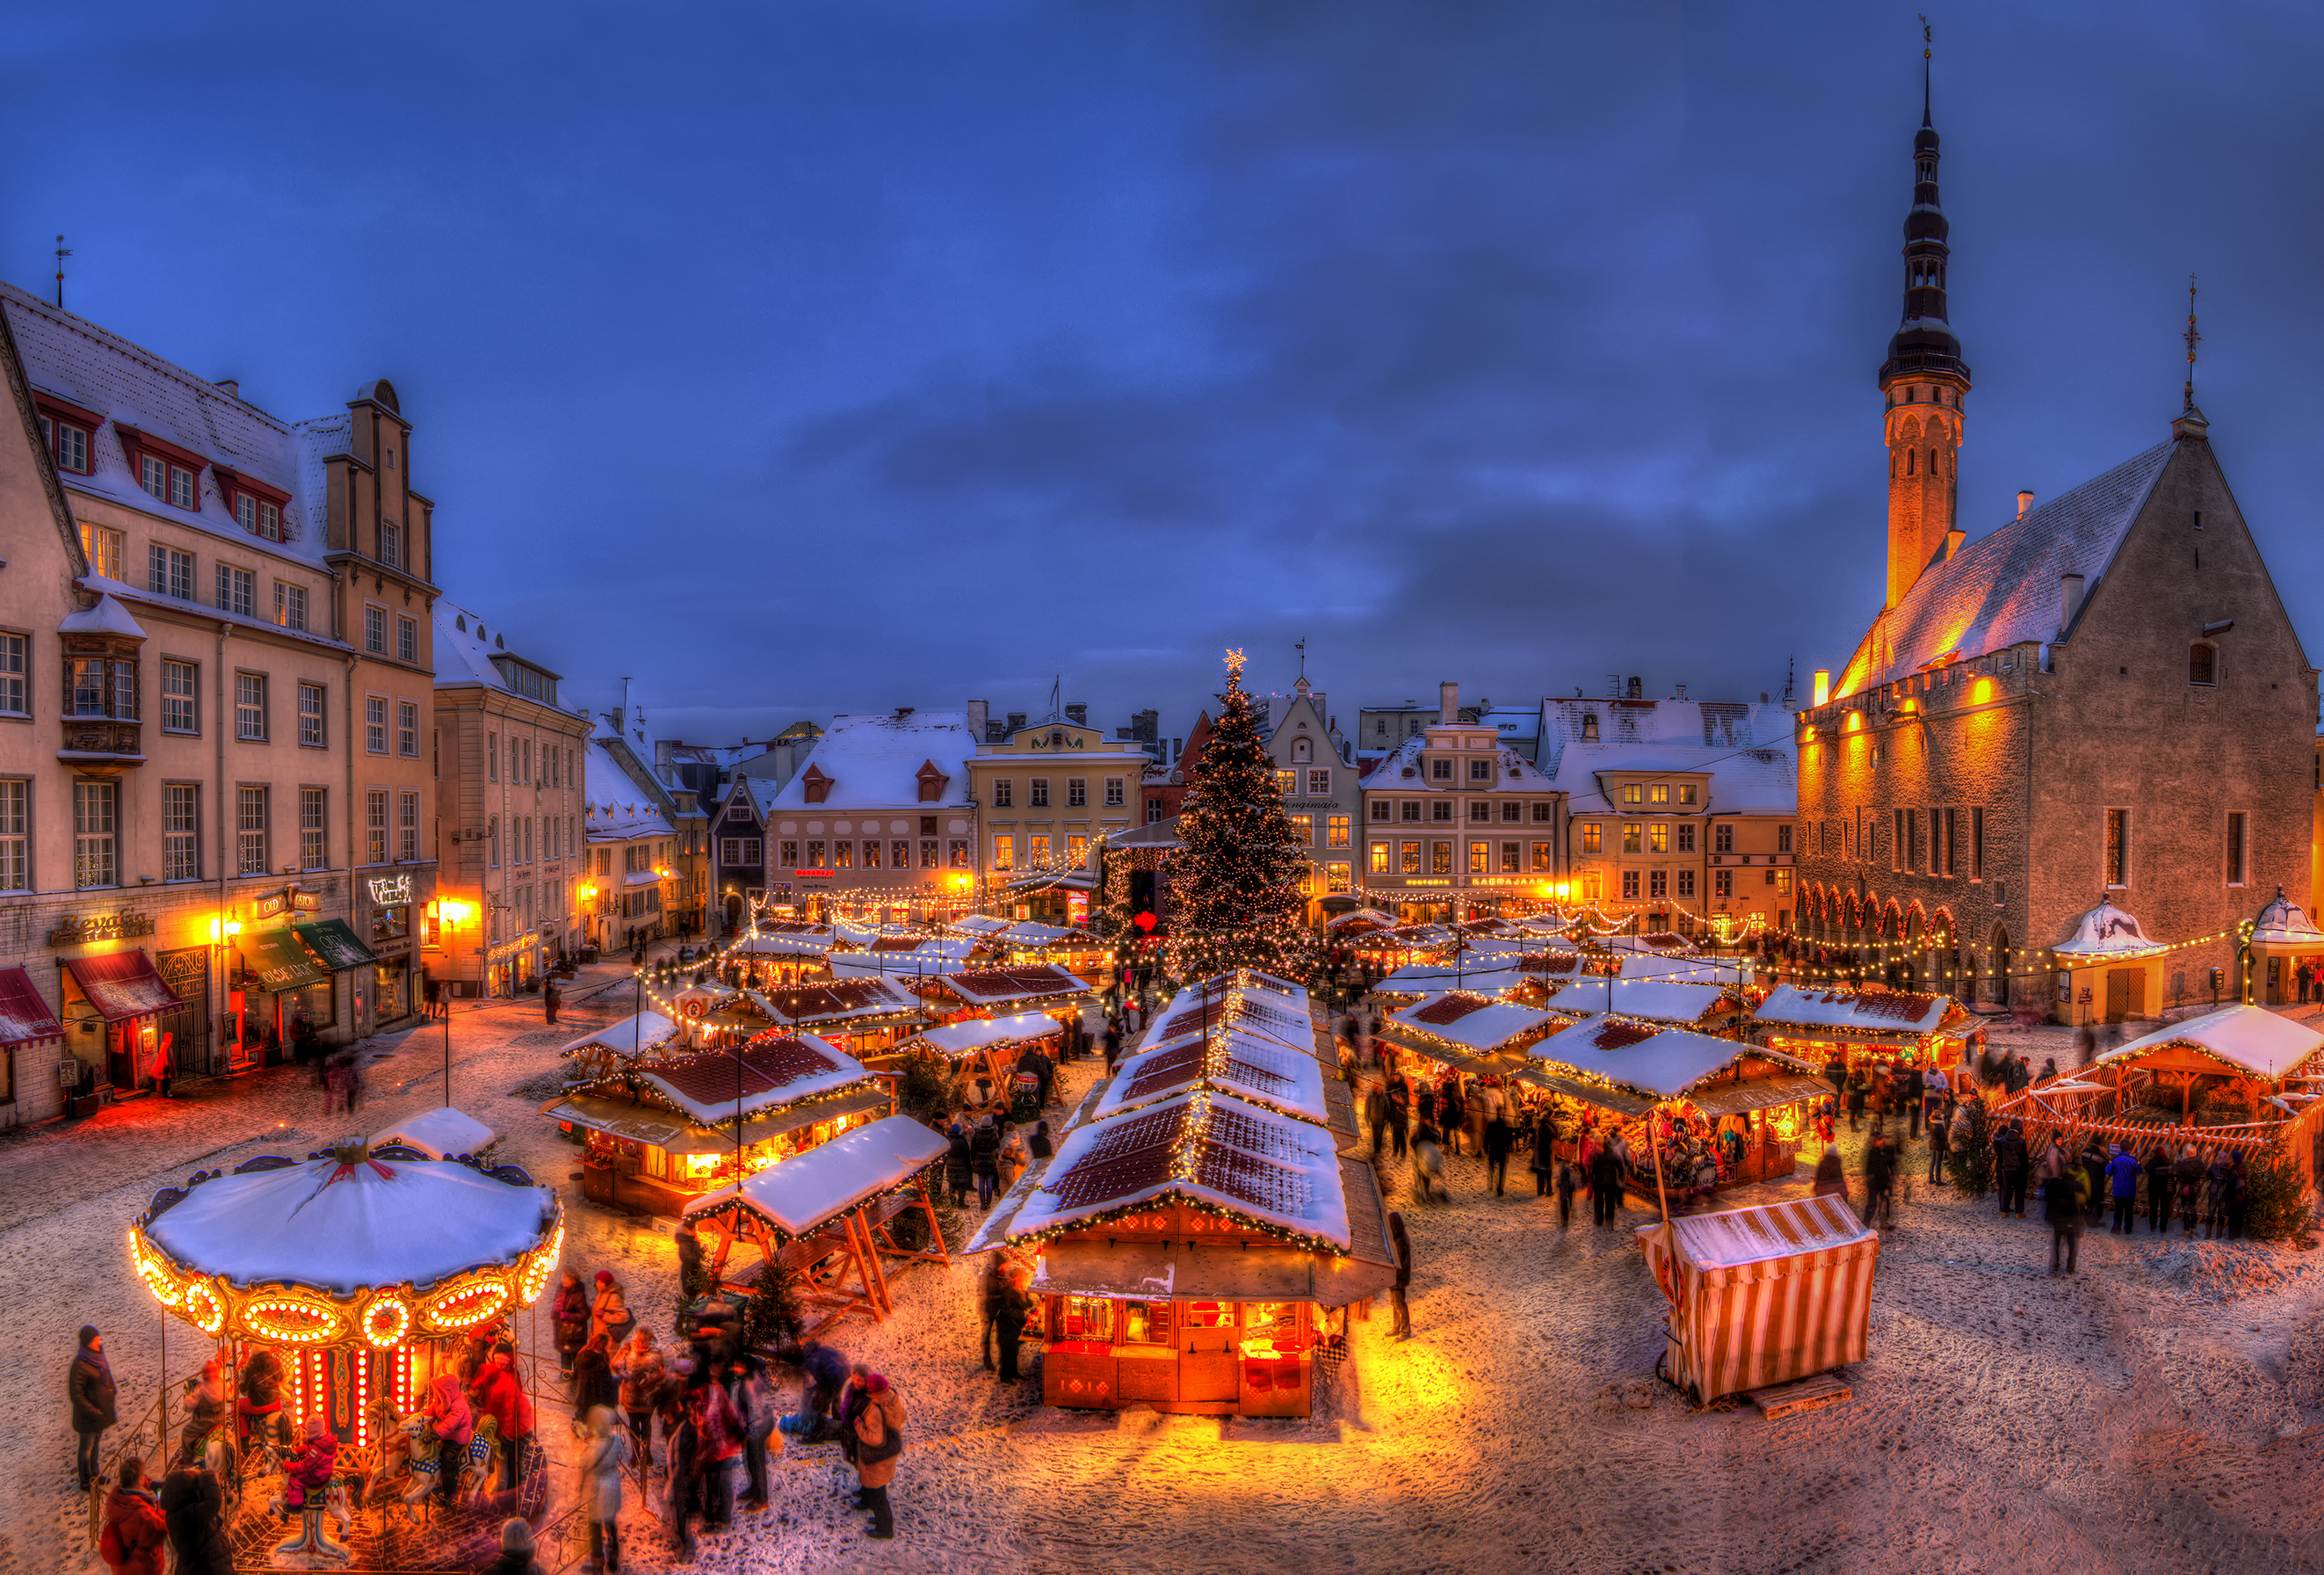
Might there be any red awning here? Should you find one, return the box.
[0,967,62,1045]
[63,951,182,1022]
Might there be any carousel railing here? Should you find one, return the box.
[85,1382,172,1554]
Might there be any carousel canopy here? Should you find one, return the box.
[141,1151,555,1298]
[2052,897,2165,958]
[682,1114,947,1238]
[635,1033,872,1125]
[1750,985,1965,1039]
[2091,1005,2324,1083]
[370,1107,496,1159]
[904,1012,1064,1058]
[1543,976,1732,1025]
[2252,888,2324,948]
[560,1012,678,1060]
[1385,993,1557,1055]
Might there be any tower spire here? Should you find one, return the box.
[2183,274,2201,413]
[1879,25,1972,610]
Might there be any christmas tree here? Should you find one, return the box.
[1162,651,1317,980]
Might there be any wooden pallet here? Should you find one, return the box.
[1745,1371,1852,1420]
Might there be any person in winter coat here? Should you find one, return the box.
[1386,1079,1410,1160]
[578,1406,631,1571]
[1366,1085,1391,1160]
[1993,1121,2030,1217]
[424,1373,474,1505]
[481,1517,541,1575]
[1438,1080,1466,1158]
[1845,1072,1869,1130]
[997,1121,1028,1193]
[98,1458,166,1575]
[1899,1062,1926,1138]
[2173,1145,2206,1237]
[1482,1114,1514,1197]
[590,1271,633,1349]
[945,1126,974,1208]
[2205,1150,2238,1239]
[1863,1133,1898,1227]
[612,1328,663,1464]
[2080,1141,2110,1228]
[1926,1102,1951,1186]
[469,1344,536,1491]
[2144,1144,2176,1234]
[2106,1144,2142,1233]
[553,1269,590,1376]
[70,1326,118,1491]
[800,1338,850,1434]
[969,1117,1003,1208]
[851,1373,907,1541]
[993,1267,1032,1383]
[1531,1108,1560,1196]
[1554,1161,1579,1226]
[1028,1121,1053,1162]
[1811,1149,1850,1208]
[159,1447,231,1575]
[684,1372,742,1531]
[2043,1162,2089,1274]
[1387,1212,1414,1338]
[1588,1135,1624,1226]
[572,1334,619,1423]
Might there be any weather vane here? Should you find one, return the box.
[2183,273,2201,412]
[1225,648,1245,678]
[1921,14,1930,57]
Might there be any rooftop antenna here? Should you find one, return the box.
[1919,15,1932,126]
[1781,655,1797,709]
[1294,636,1307,682]
[2183,274,2202,412]
[53,235,69,310]
[1048,674,1061,722]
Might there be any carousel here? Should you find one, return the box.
[127,1136,563,1570]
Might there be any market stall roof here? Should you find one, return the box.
[543,1084,894,1155]
[2091,1005,2324,1083]
[2251,888,2324,949]
[64,950,184,1020]
[1532,1017,1814,1102]
[1144,989,1314,1053]
[1099,1027,1335,1129]
[1686,1074,1835,1118]
[1324,907,1395,932]
[925,964,1091,1009]
[0,966,62,1044]
[1374,961,1528,998]
[754,976,923,1027]
[1383,993,1557,1055]
[950,914,1012,936]
[1749,985,1968,1039]
[1542,977,1733,1025]
[1647,1192,1875,1272]
[634,1033,872,1126]
[1518,1069,1657,1116]
[1616,954,1751,986]
[142,1151,555,1296]
[730,927,836,956]
[237,928,325,993]
[1012,1088,1351,1249]
[2052,896,2167,959]
[370,1107,496,1159]
[682,1114,947,1238]
[829,951,967,980]
[293,918,377,972]
[993,921,1096,948]
[559,1012,679,1060]
[901,1013,1064,1058]
[1365,923,1453,950]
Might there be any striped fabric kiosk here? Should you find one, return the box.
[1636,1194,1879,1404]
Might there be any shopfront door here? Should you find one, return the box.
[2104,969,2144,1024]
[1177,1302,1238,1403]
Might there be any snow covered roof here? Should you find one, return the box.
[1,282,345,572]
[1384,994,1558,1054]
[1531,1019,1814,1101]
[1647,1193,1874,1271]
[633,1033,872,1125]
[1750,986,1966,1038]
[141,1153,555,1296]
[829,951,967,980]
[1099,1026,1334,1129]
[769,711,977,810]
[1536,698,1795,796]
[749,976,922,1026]
[902,1012,1064,1058]
[1366,732,1551,793]
[1375,961,1529,998]
[433,599,561,693]
[2252,889,2324,947]
[1542,977,1734,1024]
[586,739,676,841]
[682,1114,947,1238]
[369,1107,496,1160]
[2092,1005,2324,1083]
[59,593,145,637]
[1011,1089,1351,1250]
[558,1012,679,1060]
[2051,896,2164,957]
[929,964,1090,1008]
[1834,439,2177,697]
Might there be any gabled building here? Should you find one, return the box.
[1358,683,1562,919]
[964,714,1144,923]
[594,699,708,941]
[709,773,778,932]
[582,737,678,957]
[1263,678,1360,908]
[1792,82,2316,1018]
[769,708,981,924]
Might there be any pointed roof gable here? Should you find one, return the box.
[1834,438,2176,698]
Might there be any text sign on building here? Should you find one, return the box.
[48,911,156,946]
[251,889,323,920]
[368,875,413,907]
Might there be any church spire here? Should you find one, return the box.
[1879,22,1973,610]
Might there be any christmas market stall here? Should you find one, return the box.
[554,1011,680,1085]
[975,1083,1395,1419]
[978,920,1108,979]
[1538,976,1741,1033]
[543,1033,894,1216]
[1748,985,1976,1077]
[2047,897,2168,1027]
[1376,993,1559,1080]
[725,921,841,984]
[886,1012,1065,1106]
[1637,1193,1879,1405]
[745,976,929,1057]
[2250,889,2324,1008]
[1529,1019,1831,1198]
[1372,957,1532,1003]
[681,1114,952,1336]
[129,1141,562,1567]
[1996,1005,2324,1183]
[916,963,1095,1020]
[1106,969,1360,1150]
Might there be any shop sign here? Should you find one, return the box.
[48,910,155,946]
[251,889,323,920]
[795,868,833,879]
[367,875,413,906]
[486,935,538,963]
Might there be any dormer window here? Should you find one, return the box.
[1580,713,1599,741]
[1622,784,1641,805]
[1649,784,1669,805]
[119,427,208,515]
[141,454,196,509]
[235,495,282,541]
[801,764,834,805]
[40,415,90,473]
[1430,758,1452,780]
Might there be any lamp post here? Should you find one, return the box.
[431,899,474,1106]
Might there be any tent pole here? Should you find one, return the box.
[1648,1102,1673,1228]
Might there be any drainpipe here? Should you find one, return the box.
[214,622,230,1071]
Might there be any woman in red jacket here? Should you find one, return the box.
[467,1345,535,1492]
[98,1457,167,1575]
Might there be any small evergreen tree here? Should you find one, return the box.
[1950,1103,1993,1200]
[1162,653,1317,981]
[2242,1133,2316,1242]
[894,1048,962,1125]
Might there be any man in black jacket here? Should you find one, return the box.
[1589,1141,1625,1228]
[1900,1063,1926,1139]
[69,1326,115,1491]
[1993,1121,2030,1218]
[160,1448,232,1575]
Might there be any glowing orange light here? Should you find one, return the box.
[1972,678,1994,702]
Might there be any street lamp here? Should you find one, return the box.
[433,900,475,1104]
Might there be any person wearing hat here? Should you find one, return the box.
[2106,1143,2141,1234]
[481,1516,540,1575]
[850,1373,907,1542]
[589,1271,633,1348]
[69,1326,117,1492]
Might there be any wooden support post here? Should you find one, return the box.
[853,1211,894,1317]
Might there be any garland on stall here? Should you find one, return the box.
[686,1159,945,1247]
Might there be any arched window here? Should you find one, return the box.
[2190,642,2217,686]
[1906,449,1915,476]
[1580,713,1599,741]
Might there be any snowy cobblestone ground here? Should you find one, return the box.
[6,970,2323,1574]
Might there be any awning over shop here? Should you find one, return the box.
[1686,1074,1835,1118]
[293,919,377,972]
[239,928,325,993]
[63,950,183,1021]
[0,966,63,1045]
[1522,1071,1656,1117]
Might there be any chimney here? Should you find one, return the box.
[2059,572,2087,636]
[1812,670,1831,707]
[1064,702,1088,725]
[2016,490,2035,519]
[1944,528,1966,560]
[1674,683,1688,701]
[1171,737,1183,761]
[966,700,988,740]
[1006,711,1026,735]
[1626,676,1642,700]
[1437,681,1459,725]
[216,379,239,398]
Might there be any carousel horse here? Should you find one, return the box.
[362,1402,418,1519]
[395,1415,445,1512]
[272,1414,353,1562]
[461,1414,502,1509]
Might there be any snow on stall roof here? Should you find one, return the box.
[1835,439,2176,696]
[2052,897,2165,957]
[1100,1026,1333,1128]
[1010,1089,1350,1250]
[1542,977,1731,1024]
[768,711,978,810]
[558,1012,678,1059]
[1645,1193,1875,1271]
[635,1033,871,1125]
[829,951,966,980]
[143,1155,554,1295]
[682,1114,946,1238]
[2093,1005,2324,1083]
[903,1013,1064,1057]
[1375,961,1528,998]
[1750,985,1961,1036]
[1533,1020,1810,1101]
[369,1107,496,1160]
[1386,994,1556,1053]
